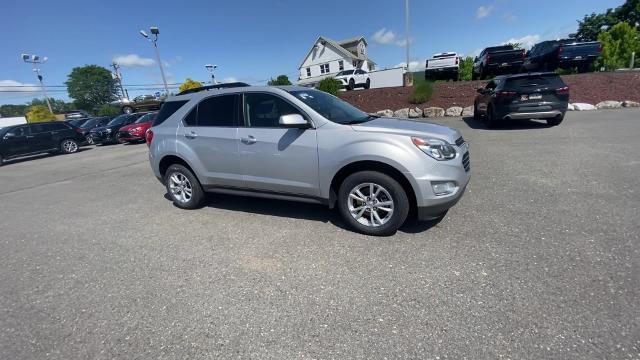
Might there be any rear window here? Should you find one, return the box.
[49,122,71,130]
[505,75,564,89]
[153,101,188,126]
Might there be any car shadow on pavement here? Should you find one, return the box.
[164,192,441,235]
[462,116,550,130]
[1,147,93,166]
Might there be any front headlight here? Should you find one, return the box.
[411,137,457,160]
[106,128,112,133]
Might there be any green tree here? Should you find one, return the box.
[26,105,56,122]
[29,98,72,114]
[65,65,118,111]
[179,78,203,93]
[97,104,121,116]
[598,22,640,70]
[505,42,522,49]
[317,77,341,96]
[574,1,639,41]
[267,75,292,86]
[459,57,474,81]
[0,104,28,117]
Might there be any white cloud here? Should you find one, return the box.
[476,5,494,19]
[394,60,426,72]
[221,77,238,83]
[113,54,155,67]
[0,80,40,93]
[501,34,541,49]
[372,28,396,45]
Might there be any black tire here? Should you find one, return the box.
[60,139,79,154]
[364,78,370,89]
[338,171,409,236]
[122,106,134,114]
[486,105,498,129]
[164,164,205,209]
[473,102,483,120]
[348,79,355,91]
[0,153,3,166]
[546,115,564,127]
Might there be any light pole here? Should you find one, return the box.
[20,53,53,113]
[205,64,217,84]
[140,26,169,95]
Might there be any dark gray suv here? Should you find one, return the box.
[148,85,471,236]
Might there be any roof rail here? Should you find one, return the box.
[176,82,251,95]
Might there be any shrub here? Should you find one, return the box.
[459,57,474,81]
[179,78,204,93]
[317,77,341,96]
[408,79,434,104]
[97,104,121,116]
[26,105,55,122]
[597,22,640,70]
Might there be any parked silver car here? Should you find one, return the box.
[147,85,470,236]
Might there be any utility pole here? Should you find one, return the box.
[20,54,53,113]
[404,0,413,86]
[111,62,128,100]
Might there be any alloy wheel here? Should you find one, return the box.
[62,140,78,153]
[347,182,394,227]
[168,172,193,204]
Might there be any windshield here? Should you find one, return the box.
[289,89,373,124]
[335,70,354,76]
[135,113,156,124]
[107,114,130,126]
[80,118,99,128]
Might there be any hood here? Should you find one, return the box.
[120,121,151,132]
[351,117,461,144]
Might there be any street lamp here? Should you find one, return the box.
[139,26,169,95]
[20,53,53,113]
[205,64,217,84]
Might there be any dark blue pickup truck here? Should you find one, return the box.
[472,45,526,80]
[523,39,603,73]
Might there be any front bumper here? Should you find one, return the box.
[89,132,115,143]
[418,186,466,220]
[116,131,144,143]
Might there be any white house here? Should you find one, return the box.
[298,36,376,87]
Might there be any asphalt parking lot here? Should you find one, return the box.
[1,109,638,359]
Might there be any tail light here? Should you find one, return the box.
[556,86,570,94]
[455,57,459,65]
[558,46,564,58]
[495,91,516,97]
[425,60,429,67]
[74,128,84,135]
[145,129,153,147]
[597,43,603,53]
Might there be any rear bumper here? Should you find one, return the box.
[425,67,458,74]
[504,110,563,120]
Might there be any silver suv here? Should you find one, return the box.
[147,85,470,236]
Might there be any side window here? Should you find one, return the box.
[197,94,237,127]
[183,107,197,127]
[50,123,69,130]
[306,67,311,77]
[7,126,28,137]
[154,100,187,126]
[30,123,47,134]
[338,60,344,71]
[244,93,302,128]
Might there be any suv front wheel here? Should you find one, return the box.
[338,171,409,236]
[164,164,205,209]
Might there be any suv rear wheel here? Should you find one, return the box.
[164,164,205,209]
[60,139,79,154]
[546,115,564,126]
[338,171,409,236]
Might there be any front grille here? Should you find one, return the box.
[462,152,470,172]
[455,136,465,147]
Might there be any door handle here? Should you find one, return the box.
[241,136,256,145]
[184,131,197,139]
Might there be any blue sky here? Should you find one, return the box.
[1,0,622,105]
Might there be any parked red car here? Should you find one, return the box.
[116,112,157,143]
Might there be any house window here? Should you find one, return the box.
[338,60,344,71]
[320,63,330,74]
[306,67,311,77]
[352,60,358,68]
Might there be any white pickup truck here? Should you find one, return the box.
[424,52,460,81]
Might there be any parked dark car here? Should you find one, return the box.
[66,117,93,128]
[121,95,163,114]
[64,110,91,120]
[473,72,569,128]
[523,39,602,73]
[77,116,112,144]
[89,113,147,145]
[116,112,157,143]
[0,121,87,165]
[473,45,526,80]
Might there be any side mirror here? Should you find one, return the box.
[279,114,310,129]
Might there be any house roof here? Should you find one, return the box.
[337,36,368,48]
[298,35,369,69]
